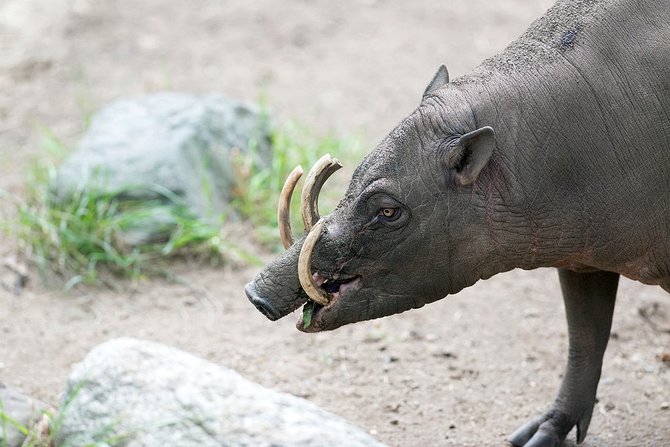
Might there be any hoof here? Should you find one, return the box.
[508,408,588,447]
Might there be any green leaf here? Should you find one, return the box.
[302,301,314,329]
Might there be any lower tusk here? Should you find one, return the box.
[298,219,331,306]
[300,154,342,232]
[278,166,304,249]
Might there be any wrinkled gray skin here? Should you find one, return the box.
[245,0,670,445]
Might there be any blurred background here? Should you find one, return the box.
[0,0,554,173]
[1,1,668,446]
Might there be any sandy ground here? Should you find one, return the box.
[0,1,668,446]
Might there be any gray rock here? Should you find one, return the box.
[0,382,49,447]
[56,338,387,447]
[53,93,271,243]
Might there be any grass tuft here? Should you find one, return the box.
[8,135,228,287]
[0,382,129,447]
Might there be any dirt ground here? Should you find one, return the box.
[0,1,668,446]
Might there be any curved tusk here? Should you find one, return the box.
[278,165,304,249]
[300,154,343,232]
[298,219,331,306]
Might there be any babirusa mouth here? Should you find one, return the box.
[300,272,361,329]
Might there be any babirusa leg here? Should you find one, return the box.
[509,269,618,447]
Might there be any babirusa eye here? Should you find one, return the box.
[378,208,398,219]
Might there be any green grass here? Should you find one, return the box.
[0,383,129,447]
[2,114,363,287]
[12,165,227,287]
[5,134,231,287]
[0,398,29,447]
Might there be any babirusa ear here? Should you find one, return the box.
[447,126,495,186]
[423,65,450,98]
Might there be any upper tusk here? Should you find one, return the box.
[298,219,331,306]
[300,154,342,232]
[278,165,304,249]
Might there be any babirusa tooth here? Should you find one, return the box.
[281,154,343,305]
[298,220,332,306]
[300,154,342,231]
[278,165,304,249]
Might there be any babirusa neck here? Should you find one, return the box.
[457,70,590,274]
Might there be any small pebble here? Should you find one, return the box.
[600,377,616,386]
[384,403,401,413]
[433,350,457,359]
[660,402,669,410]
[523,308,540,318]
